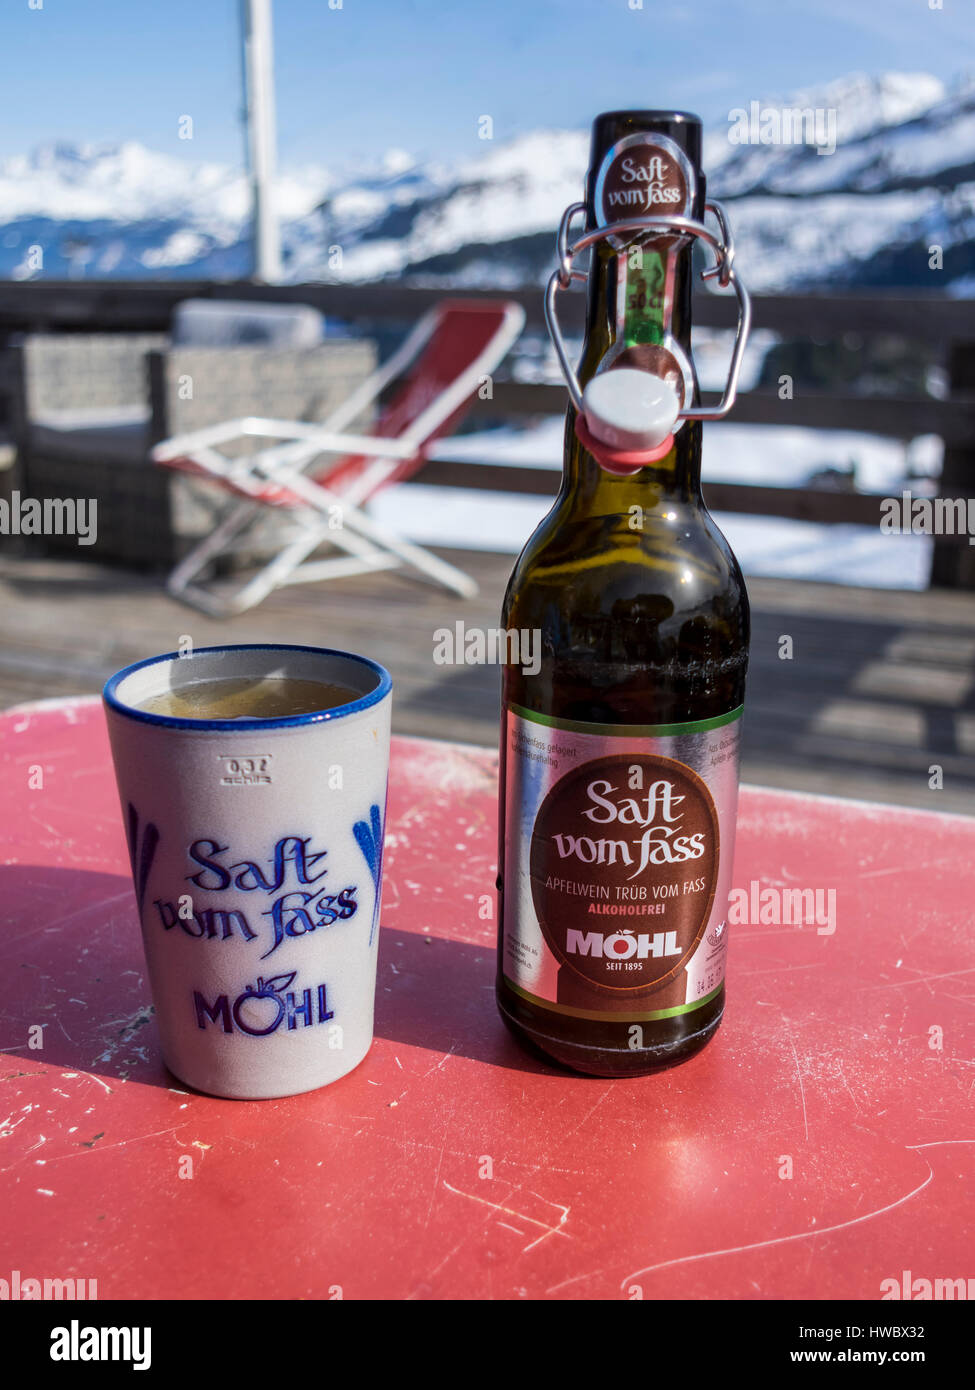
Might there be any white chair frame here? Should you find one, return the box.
[152,302,525,616]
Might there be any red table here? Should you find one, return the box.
[1,697,972,1301]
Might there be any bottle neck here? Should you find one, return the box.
[561,236,701,512]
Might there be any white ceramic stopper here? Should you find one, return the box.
[582,368,681,451]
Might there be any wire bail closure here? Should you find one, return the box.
[544,199,752,474]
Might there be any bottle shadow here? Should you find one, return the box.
[373,927,557,1077]
[0,865,557,1091]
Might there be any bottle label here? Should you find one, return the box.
[500,704,742,1021]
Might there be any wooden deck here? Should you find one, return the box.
[1,549,972,815]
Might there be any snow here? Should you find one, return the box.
[329,188,391,222]
[712,514,931,588]
[727,188,949,291]
[766,104,975,198]
[796,71,946,144]
[426,418,941,496]
[0,70,972,288]
[883,109,975,179]
[140,230,211,269]
[368,481,932,590]
[382,149,416,177]
[366,419,940,590]
[706,73,947,175]
[453,130,587,188]
[326,130,587,282]
[0,140,330,239]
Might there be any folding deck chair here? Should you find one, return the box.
[152,298,525,616]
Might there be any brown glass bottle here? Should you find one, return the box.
[496,112,749,1076]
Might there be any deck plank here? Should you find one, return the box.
[0,549,972,815]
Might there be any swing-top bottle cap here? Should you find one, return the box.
[582,369,681,452]
[543,109,753,474]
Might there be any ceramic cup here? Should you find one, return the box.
[102,644,392,1099]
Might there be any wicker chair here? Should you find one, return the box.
[8,329,376,569]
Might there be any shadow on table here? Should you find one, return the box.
[0,865,169,1087]
[0,865,559,1087]
[373,927,559,1077]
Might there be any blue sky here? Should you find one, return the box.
[0,0,970,169]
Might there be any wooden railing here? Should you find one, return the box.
[1,280,973,587]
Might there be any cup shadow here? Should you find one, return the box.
[0,865,557,1089]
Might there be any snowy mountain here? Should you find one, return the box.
[1,72,973,291]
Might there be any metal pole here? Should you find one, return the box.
[240,0,282,283]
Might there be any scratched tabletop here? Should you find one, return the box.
[1,697,972,1301]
